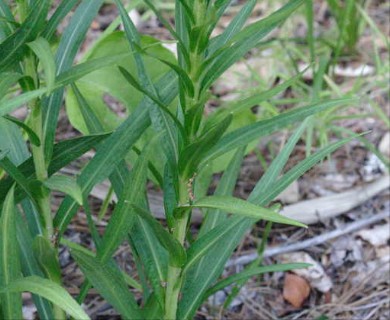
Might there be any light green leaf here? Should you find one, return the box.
[0,186,23,320]
[185,195,306,228]
[2,276,90,320]
[27,37,56,92]
[43,174,83,205]
[0,88,47,117]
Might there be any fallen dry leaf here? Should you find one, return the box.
[283,273,310,308]
[279,252,333,292]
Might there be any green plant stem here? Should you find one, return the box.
[165,180,190,319]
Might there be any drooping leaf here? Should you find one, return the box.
[1,276,90,320]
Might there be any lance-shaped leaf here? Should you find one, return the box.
[0,186,23,320]
[199,147,245,237]
[0,0,50,72]
[42,0,105,164]
[178,134,359,318]
[0,134,109,205]
[53,71,177,236]
[27,37,56,92]
[115,0,179,164]
[97,140,153,263]
[208,0,256,54]
[43,175,83,205]
[179,114,232,177]
[16,212,54,319]
[3,115,40,146]
[130,204,186,267]
[203,98,356,163]
[180,196,306,227]
[71,249,141,319]
[0,1,15,41]
[1,276,89,320]
[41,0,79,40]
[200,0,305,90]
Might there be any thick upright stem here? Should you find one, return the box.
[164,2,209,318]
[165,180,190,319]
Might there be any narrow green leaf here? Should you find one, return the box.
[0,133,110,205]
[42,0,105,164]
[0,88,47,117]
[0,1,15,41]
[71,249,141,319]
[0,186,23,320]
[43,174,83,205]
[200,0,304,90]
[32,236,61,284]
[199,147,245,237]
[184,195,306,227]
[0,72,22,99]
[115,0,179,164]
[0,116,29,166]
[69,83,104,134]
[53,71,177,235]
[0,155,36,205]
[254,134,361,205]
[129,213,168,307]
[27,37,56,91]
[204,98,357,163]
[206,263,311,297]
[179,134,359,318]
[97,141,152,263]
[209,0,256,54]
[41,0,79,40]
[251,119,308,198]
[3,115,40,146]
[130,204,186,267]
[118,66,184,135]
[2,276,90,320]
[16,213,54,320]
[0,0,50,72]
[179,114,232,177]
